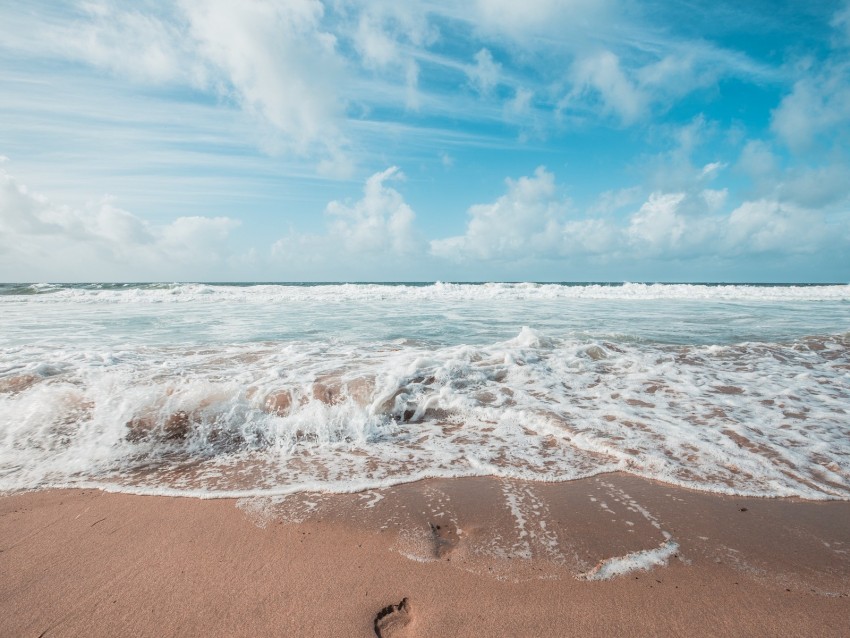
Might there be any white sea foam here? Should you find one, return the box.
[1,323,849,499]
[580,538,681,581]
[5,281,850,303]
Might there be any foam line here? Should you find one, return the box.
[580,539,680,581]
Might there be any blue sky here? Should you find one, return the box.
[1,0,849,282]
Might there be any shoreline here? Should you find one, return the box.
[14,467,849,502]
[2,473,849,637]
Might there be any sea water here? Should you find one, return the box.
[1,282,848,499]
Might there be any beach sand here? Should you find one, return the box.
[2,474,849,637]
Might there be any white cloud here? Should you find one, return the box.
[771,62,850,151]
[627,192,720,257]
[831,2,850,47]
[272,167,421,266]
[472,0,612,39]
[182,0,345,155]
[700,188,728,212]
[725,200,826,254]
[627,192,685,254]
[588,186,642,215]
[504,88,543,140]
[350,2,432,111]
[0,167,238,280]
[0,0,786,173]
[561,50,718,125]
[778,164,850,208]
[17,1,348,162]
[354,13,401,69]
[738,140,778,178]
[560,217,620,256]
[326,167,419,255]
[737,141,850,209]
[641,117,730,193]
[351,2,434,63]
[351,1,436,48]
[507,87,533,116]
[700,162,726,179]
[159,215,239,263]
[625,192,833,259]
[567,51,647,124]
[431,167,569,260]
[468,48,501,94]
[431,167,847,266]
[636,54,695,91]
[51,2,204,85]
[404,60,421,110]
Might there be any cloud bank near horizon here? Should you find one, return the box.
[3,159,847,282]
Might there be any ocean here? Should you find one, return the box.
[1,282,848,499]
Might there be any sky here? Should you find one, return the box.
[1,0,849,283]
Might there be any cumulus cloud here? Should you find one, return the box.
[325,167,419,255]
[0,167,238,281]
[271,166,422,271]
[627,192,687,254]
[430,167,845,265]
[627,192,720,257]
[431,167,569,260]
[627,194,829,259]
[725,200,827,254]
[631,188,835,258]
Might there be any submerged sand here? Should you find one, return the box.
[2,474,849,637]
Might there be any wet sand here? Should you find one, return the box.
[2,474,849,637]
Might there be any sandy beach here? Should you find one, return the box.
[2,473,849,637]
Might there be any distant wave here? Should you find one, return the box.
[2,281,849,302]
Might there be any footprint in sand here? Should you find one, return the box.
[429,520,459,559]
[374,597,412,637]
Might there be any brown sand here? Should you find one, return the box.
[2,473,849,637]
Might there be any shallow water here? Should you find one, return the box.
[1,282,849,499]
